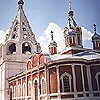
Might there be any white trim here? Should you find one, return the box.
[87,65,93,96]
[60,72,72,92]
[22,83,26,97]
[41,77,46,94]
[81,65,86,97]
[72,65,77,98]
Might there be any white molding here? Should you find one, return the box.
[60,72,72,92]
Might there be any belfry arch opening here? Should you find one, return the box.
[7,43,16,55]
[22,42,31,54]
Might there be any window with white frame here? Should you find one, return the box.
[60,72,72,92]
[18,85,21,97]
[23,84,26,97]
[41,78,46,94]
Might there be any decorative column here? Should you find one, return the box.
[56,66,61,100]
[72,64,77,98]
[86,65,93,96]
[81,65,86,97]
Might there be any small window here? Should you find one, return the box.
[41,79,46,94]
[22,22,25,25]
[23,28,26,31]
[14,27,17,31]
[7,43,16,55]
[12,34,16,39]
[22,42,31,54]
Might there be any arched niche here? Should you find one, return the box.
[6,42,16,55]
[22,42,31,54]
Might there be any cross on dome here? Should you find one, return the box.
[18,0,24,6]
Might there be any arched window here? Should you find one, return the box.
[22,42,31,54]
[18,85,21,97]
[7,43,16,55]
[34,80,38,100]
[23,84,26,97]
[41,78,46,94]
[60,72,72,92]
[95,72,100,91]
[28,82,31,96]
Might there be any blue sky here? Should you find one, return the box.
[0,0,99,51]
[0,0,99,34]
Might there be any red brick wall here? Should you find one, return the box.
[49,68,58,93]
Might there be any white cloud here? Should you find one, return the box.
[82,27,94,42]
[37,22,65,53]
[38,23,94,53]
[0,30,6,44]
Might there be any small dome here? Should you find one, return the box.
[50,40,57,46]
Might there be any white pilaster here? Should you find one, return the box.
[87,65,93,96]
[81,65,86,97]
[72,64,77,98]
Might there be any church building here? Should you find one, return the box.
[1,0,100,100]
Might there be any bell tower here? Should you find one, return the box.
[4,0,41,57]
[0,0,41,100]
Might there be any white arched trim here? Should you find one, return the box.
[18,84,21,97]
[95,72,100,91]
[41,77,46,94]
[60,72,72,92]
[14,86,16,97]
[32,78,38,100]
[23,83,26,97]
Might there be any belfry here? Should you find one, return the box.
[0,0,41,100]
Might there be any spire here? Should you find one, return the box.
[66,0,77,29]
[93,24,97,34]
